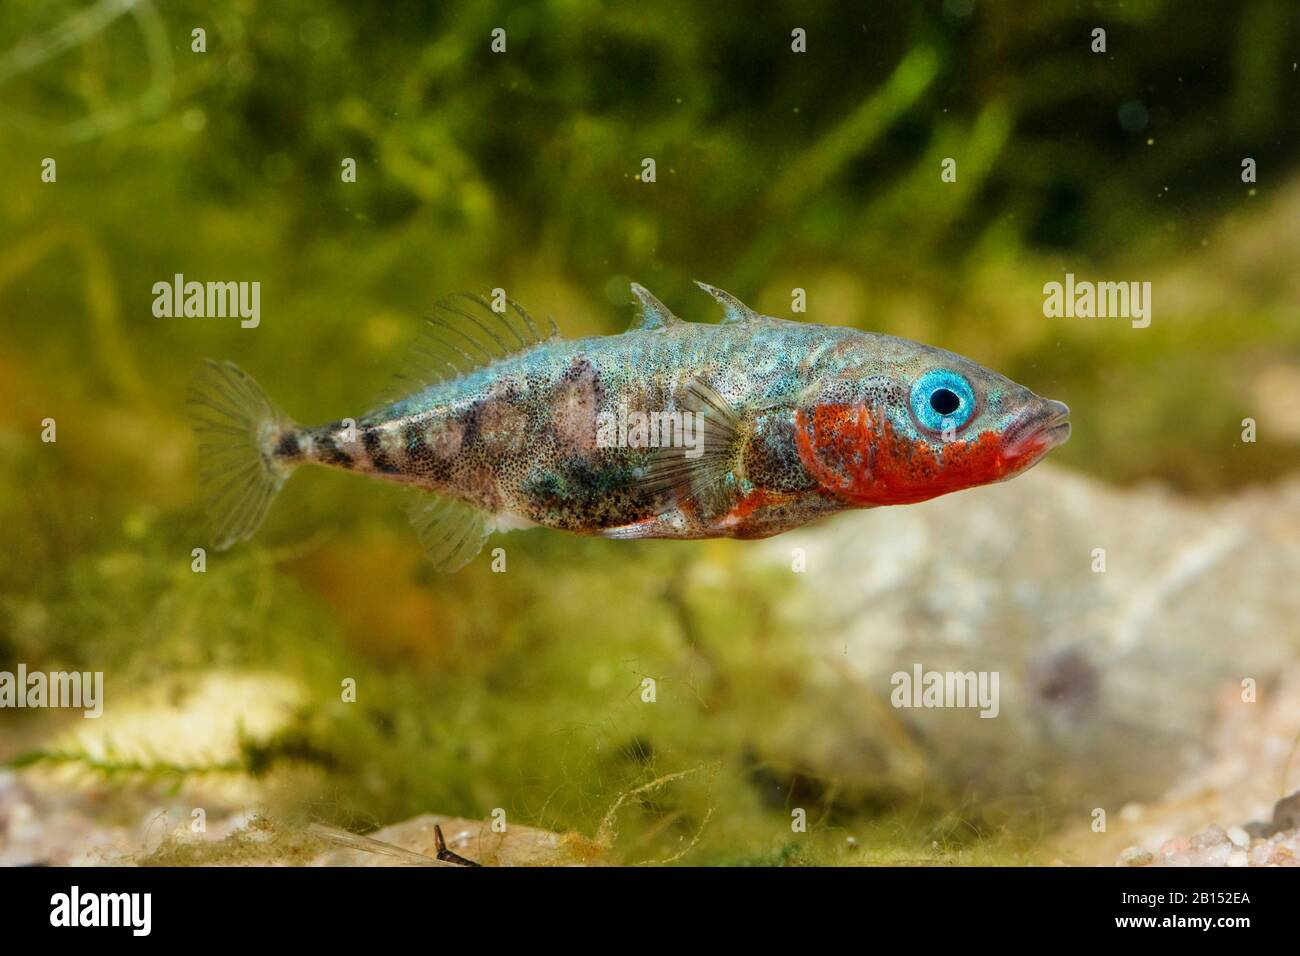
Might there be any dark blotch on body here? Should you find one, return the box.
[363,427,399,474]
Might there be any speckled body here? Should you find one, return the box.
[270,296,1069,542]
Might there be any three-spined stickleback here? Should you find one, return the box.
[190,282,1070,571]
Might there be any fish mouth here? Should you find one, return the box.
[1003,399,1072,463]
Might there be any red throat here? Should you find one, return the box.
[794,404,1032,506]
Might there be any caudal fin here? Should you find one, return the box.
[188,360,297,550]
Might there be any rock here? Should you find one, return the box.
[1244,820,1278,840]
[1118,846,1153,866]
[1056,664,1300,866]
[1269,842,1296,865]
[1190,825,1227,849]
[1227,850,1249,867]
[1225,826,1251,848]
[1201,843,1235,866]
[1272,791,1300,830]
[1158,837,1190,857]
[747,464,1300,807]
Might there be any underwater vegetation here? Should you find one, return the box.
[1,0,1298,865]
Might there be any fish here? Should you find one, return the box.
[188,282,1071,572]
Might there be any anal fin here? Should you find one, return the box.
[601,514,672,540]
[406,495,490,572]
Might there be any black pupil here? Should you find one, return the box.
[930,388,961,416]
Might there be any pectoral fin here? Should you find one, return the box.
[640,379,745,518]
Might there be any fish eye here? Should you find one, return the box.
[929,388,960,416]
[910,369,976,433]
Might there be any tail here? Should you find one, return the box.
[188,360,298,550]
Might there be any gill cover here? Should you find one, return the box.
[792,371,1003,507]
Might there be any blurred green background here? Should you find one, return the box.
[1,0,1298,865]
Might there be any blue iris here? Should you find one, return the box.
[910,368,976,432]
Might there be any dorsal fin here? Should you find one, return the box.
[370,291,555,414]
[629,282,680,330]
[694,281,759,325]
[424,291,550,363]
